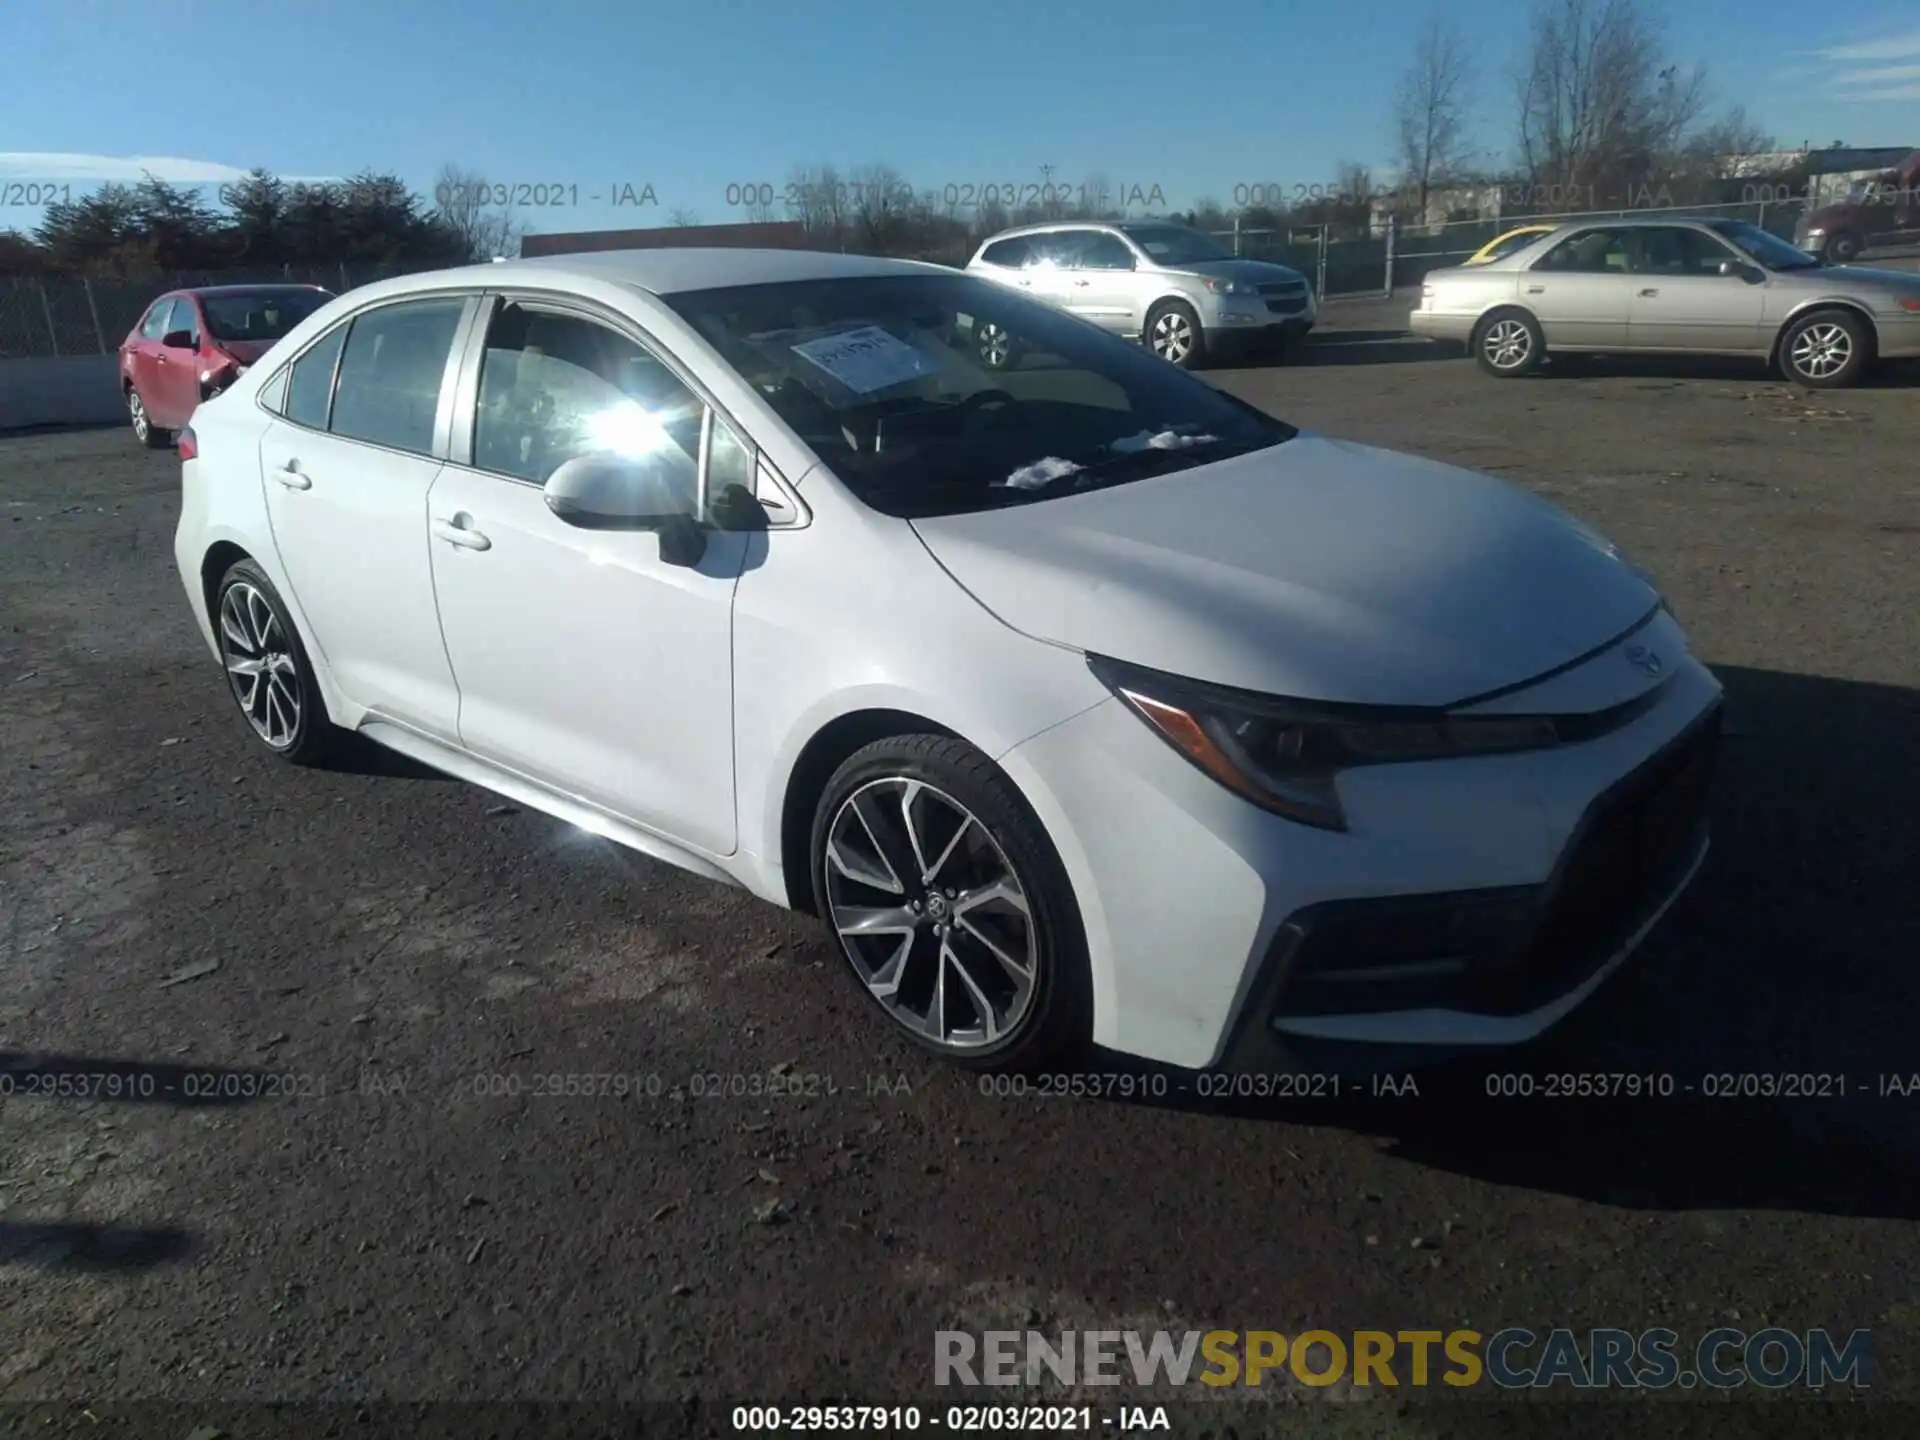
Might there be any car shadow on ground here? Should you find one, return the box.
[1218,332,1454,369]
[319,732,458,781]
[1094,663,1920,1221]
[1540,352,1920,388]
[0,1220,194,1272]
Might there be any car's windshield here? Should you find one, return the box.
[1482,229,1549,262]
[663,274,1293,519]
[199,290,331,342]
[1118,225,1232,267]
[1705,220,1822,270]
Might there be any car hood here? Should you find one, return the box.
[1161,258,1309,285]
[1814,264,1920,293]
[910,435,1658,707]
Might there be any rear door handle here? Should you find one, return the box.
[270,463,311,491]
[1525,284,1545,294]
[1638,288,1659,297]
[1072,279,1091,287]
[432,516,491,551]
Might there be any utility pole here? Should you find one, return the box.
[1038,163,1057,216]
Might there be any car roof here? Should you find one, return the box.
[469,247,950,295]
[178,284,334,298]
[976,221,1136,242]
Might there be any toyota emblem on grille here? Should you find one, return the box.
[1626,645,1664,676]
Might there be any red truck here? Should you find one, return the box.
[1793,150,1920,263]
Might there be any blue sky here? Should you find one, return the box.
[2,0,1917,238]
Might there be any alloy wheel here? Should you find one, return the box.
[1483,319,1532,370]
[1788,323,1851,381]
[218,581,302,748]
[822,777,1037,1050]
[128,391,149,441]
[1151,310,1195,364]
[976,322,1015,368]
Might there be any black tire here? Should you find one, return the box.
[128,387,172,449]
[808,733,1091,1072]
[1144,300,1208,369]
[1777,308,1872,390]
[973,319,1025,371]
[1822,231,1862,265]
[1473,307,1545,377]
[212,558,345,766]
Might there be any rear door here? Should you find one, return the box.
[1520,227,1635,349]
[1625,226,1767,353]
[257,293,475,738]
[124,296,175,399]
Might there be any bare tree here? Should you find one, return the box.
[1514,0,1708,202]
[432,163,523,260]
[1394,17,1475,225]
[666,208,702,227]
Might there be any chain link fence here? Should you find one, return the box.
[1212,196,1815,299]
[0,259,446,360]
[0,196,1837,358]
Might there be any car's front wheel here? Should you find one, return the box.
[127,387,172,449]
[213,559,344,766]
[973,320,1024,371]
[1474,307,1545,377]
[1822,231,1862,265]
[1145,300,1207,369]
[1779,308,1871,389]
[810,734,1090,1072]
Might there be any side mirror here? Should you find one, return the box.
[543,451,706,566]
[1718,261,1763,283]
[162,329,197,349]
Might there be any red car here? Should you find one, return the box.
[119,284,333,448]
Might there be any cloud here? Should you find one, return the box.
[1838,63,1920,83]
[0,152,343,187]
[1842,82,1920,102]
[1813,30,1920,63]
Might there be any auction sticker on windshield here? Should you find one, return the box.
[791,325,937,394]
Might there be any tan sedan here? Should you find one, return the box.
[1410,215,1920,388]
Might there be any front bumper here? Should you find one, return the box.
[1203,291,1316,348]
[996,610,1724,1071]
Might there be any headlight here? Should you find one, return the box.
[1089,656,1559,832]
[1801,226,1825,239]
[1202,277,1260,296]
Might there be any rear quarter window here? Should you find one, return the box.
[979,237,1032,268]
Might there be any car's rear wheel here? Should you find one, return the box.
[973,320,1024,371]
[1779,308,1871,389]
[810,734,1090,1072]
[213,559,344,766]
[128,387,172,449]
[1474,308,1545,377]
[1822,231,1862,265]
[1145,300,1207,369]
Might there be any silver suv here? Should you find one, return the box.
[963,221,1316,369]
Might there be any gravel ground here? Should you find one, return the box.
[2,305,1917,1437]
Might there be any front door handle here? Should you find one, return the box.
[433,515,491,551]
[270,463,311,490]
[1072,279,1091,287]
[1638,288,1659,297]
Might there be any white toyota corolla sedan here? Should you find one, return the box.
[173,248,1722,1075]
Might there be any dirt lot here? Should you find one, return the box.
[2,307,1918,1436]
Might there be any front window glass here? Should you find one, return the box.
[200,290,330,343]
[662,274,1293,520]
[1118,225,1231,266]
[471,303,704,497]
[140,300,175,340]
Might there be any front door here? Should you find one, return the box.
[1625,226,1768,352]
[150,297,204,429]
[425,299,747,856]
[259,294,471,738]
[1061,231,1143,335]
[1521,227,1635,349]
